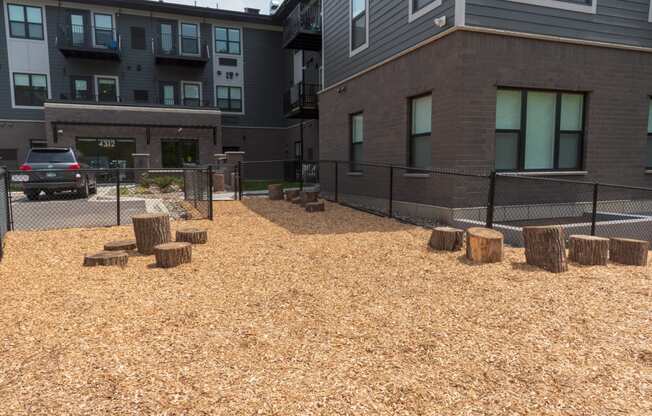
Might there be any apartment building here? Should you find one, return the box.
[319,0,652,191]
[0,0,321,169]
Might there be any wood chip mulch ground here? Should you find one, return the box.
[0,200,650,415]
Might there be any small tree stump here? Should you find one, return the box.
[300,191,319,206]
[213,173,225,192]
[569,235,609,266]
[429,227,464,251]
[104,239,137,252]
[84,251,128,267]
[154,242,192,268]
[291,196,303,205]
[305,201,325,212]
[609,238,649,266]
[132,213,172,255]
[466,227,503,263]
[285,189,300,201]
[268,184,283,200]
[522,226,568,273]
[176,228,208,244]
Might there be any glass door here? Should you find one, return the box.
[161,140,199,168]
[160,23,173,54]
[70,14,85,46]
[97,77,118,102]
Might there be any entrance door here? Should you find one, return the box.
[161,139,199,168]
[97,77,118,102]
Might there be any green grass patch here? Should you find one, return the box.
[243,180,301,192]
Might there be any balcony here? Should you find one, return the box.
[283,82,319,119]
[48,95,218,110]
[154,34,210,66]
[56,24,121,60]
[282,1,321,51]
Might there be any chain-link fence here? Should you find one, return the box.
[0,168,9,260]
[5,167,213,231]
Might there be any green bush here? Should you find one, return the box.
[140,174,183,193]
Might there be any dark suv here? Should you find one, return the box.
[16,148,97,200]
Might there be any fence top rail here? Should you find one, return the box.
[497,172,652,192]
[317,160,492,178]
[7,167,210,174]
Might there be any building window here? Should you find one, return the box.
[647,99,652,169]
[93,13,114,48]
[410,94,432,169]
[413,0,437,11]
[409,0,443,22]
[161,83,176,105]
[216,86,242,112]
[96,77,118,102]
[350,0,368,55]
[181,23,199,55]
[495,88,585,171]
[131,27,146,50]
[13,73,47,107]
[76,138,136,169]
[215,27,241,55]
[350,113,364,171]
[71,77,92,100]
[161,140,199,168]
[182,82,201,107]
[160,23,174,53]
[7,4,43,40]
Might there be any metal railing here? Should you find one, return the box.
[56,24,120,51]
[154,33,209,60]
[47,95,218,110]
[283,82,319,114]
[282,0,321,46]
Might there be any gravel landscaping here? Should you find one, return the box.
[0,199,650,415]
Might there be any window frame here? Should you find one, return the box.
[94,75,120,103]
[180,22,200,56]
[12,72,48,108]
[92,12,114,48]
[7,4,44,40]
[495,87,587,172]
[408,93,433,170]
[350,112,364,172]
[181,81,202,107]
[214,26,241,56]
[408,0,443,23]
[349,0,369,57]
[505,0,596,14]
[216,86,243,113]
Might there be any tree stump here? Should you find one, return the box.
[213,173,225,192]
[84,251,129,267]
[268,184,284,200]
[609,238,649,266]
[104,239,137,252]
[154,242,192,268]
[176,228,208,244]
[522,226,568,273]
[291,196,303,205]
[300,191,319,206]
[466,227,503,263]
[569,235,609,266]
[285,189,300,201]
[132,213,172,255]
[305,201,325,212]
[429,227,464,251]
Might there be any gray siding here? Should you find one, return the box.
[323,0,456,87]
[467,0,652,48]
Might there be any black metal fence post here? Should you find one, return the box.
[116,169,121,226]
[3,169,11,232]
[237,162,243,200]
[591,183,599,236]
[208,165,214,220]
[388,165,394,218]
[299,159,304,191]
[486,171,497,229]
[334,161,339,202]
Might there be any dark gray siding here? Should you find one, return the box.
[322,0,456,87]
[467,0,652,48]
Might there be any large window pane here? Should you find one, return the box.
[94,14,113,29]
[352,114,363,143]
[412,95,432,135]
[495,131,519,171]
[561,93,584,131]
[524,91,556,170]
[411,135,432,169]
[352,15,366,50]
[8,5,24,21]
[647,137,652,168]
[26,7,42,23]
[413,0,436,11]
[496,90,521,130]
[13,74,30,87]
[648,99,652,134]
[352,0,366,16]
[558,133,581,170]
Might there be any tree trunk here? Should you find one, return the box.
[84,251,129,267]
[285,189,300,201]
[609,238,649,266]
[154,242,192,268]
[268,184,284,200]
[176,228,208,244]
[466,227,503,263]
[301,191,319,206]
[522,226,568,273]
[132,213,172,255]
[430,227,464,251]
[104,239,137,252]
[305,201,325,212]
[569,235,609,266]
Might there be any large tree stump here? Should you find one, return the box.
[466,227,503,263]
[429,227,464,251]
[176,228,208,244]
[84,251,129,267]
[268,184,284,200]
[522,226,568,273]
[154,242,192,268]
[285,189,300,202]
[305,201,325,212]
[104,239,137,252]
[132,213,172,255]
[609,238,649,266]
[569,235,609,266]
[300,191,319,206]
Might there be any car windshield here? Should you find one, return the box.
[27,150,75,164]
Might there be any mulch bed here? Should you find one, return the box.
[0,200,650,414]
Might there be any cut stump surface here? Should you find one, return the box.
[268,184,283,200]
[430,227,464,251]
[291,196,303,205]
[132,213,172,255]
[300,191,319,206]
[522,226,568,273]
[610,238,649,266]
[569,235,609,266]
[466,227,503,263]
[83,251,128,267]
[285,189,300,201]
[176,228,208,245]
[306,201,325,213]
[154,242,192,268]
[104,239,137,252]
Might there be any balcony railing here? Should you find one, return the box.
[283,82,319,119]
[282,0,322,50]
[49,94,219,110]
[56,24,121,60]
[154,33,210,66]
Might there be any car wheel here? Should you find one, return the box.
[77,181,89,199]
[25,190,40,201]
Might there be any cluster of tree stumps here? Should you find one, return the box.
[83,213,208,269]
[268,185,326,214]
[429,225,649,271]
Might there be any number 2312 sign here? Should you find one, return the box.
[99,139,116,148]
